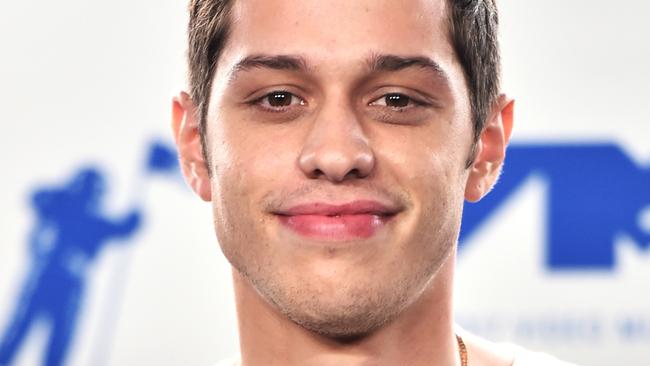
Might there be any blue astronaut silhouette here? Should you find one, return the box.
[460,143,650,270]
[0,140,179,366]
[0,168,142,366]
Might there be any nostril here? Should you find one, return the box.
[344,168,361,180]
[310,168,324,179]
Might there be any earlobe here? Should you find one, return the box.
[501,98,514,143]
[171,92,212,202]
[464,95,515,203]
[464,141,486,202]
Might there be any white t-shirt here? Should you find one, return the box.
[213,346,579,366]
[509,344,579,366]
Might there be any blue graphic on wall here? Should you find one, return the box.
[0,140,179,366]
[460,143,650,270]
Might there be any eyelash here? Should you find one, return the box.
[248,91,430,113]
[250,91,306,113]
[368,93,429,111]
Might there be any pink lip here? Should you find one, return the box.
[275,201,398,240]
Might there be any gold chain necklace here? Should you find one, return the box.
[456,334,468,366]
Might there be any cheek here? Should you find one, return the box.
[376,125,469,241]
[207,118,298,237]
[208,138,279,269]
[401,157,466,272]
[376,122,469,193]
[405,154,463,235]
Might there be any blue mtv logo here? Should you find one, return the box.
[0,140,180,366]
[460,143,650,270]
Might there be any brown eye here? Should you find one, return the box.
[255,91,305,111]
[267,92,292,107]
[370,92,422,110]
[368,91,433,124]
[385,93,410,108]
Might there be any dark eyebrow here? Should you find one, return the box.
[226,53,450,86]
[227,54,308,84]
[367,54,450,83]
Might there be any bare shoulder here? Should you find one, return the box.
[456,327,580,366]
[457,329,515,366]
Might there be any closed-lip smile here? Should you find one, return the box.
[273,200,401,241]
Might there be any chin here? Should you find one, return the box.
[255,273,414,340]
[287,306,398,340]
[225,213,458,340]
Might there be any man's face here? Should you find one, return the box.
[203,0,473,337]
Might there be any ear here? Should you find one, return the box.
[464,95,514,202]
[171,91,212,202]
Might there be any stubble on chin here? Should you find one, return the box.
[220,182,460,340]
[231,237,453,340]
[244,268,412,339]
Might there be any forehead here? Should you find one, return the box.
[220,0,457,74]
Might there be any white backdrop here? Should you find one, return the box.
[0,1,648,365]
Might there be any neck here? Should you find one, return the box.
[233,251,459,366]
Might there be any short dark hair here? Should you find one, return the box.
[447,0,501,145]
[187,0,501,159]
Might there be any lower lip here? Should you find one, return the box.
[277,214,388,240]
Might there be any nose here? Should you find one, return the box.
[298,102,375,182]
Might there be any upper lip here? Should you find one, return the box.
[274,200,401,217]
